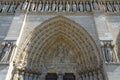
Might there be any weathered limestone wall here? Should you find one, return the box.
[106,63,120,80]
[0,64,9,80]
[106,16,120,43]
[0,15,14,49]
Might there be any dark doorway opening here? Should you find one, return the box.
[63,73,75,80]
[46,73,58,80]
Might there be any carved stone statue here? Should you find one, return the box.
[86,2,91,12]
[30,2,36,11]
[72,1,77,12]
[66,1,70,12]
[92,1,99,10]
[52,1,56,11]
[45,1,50,12]
[8,2,16,13]
[78,2,84,12]
[106,2,113,12]
[2,2,10,13]
[113,1,119,12]
[0,42,13,62]
[22,1,28,10]
[99,2,106,11]
[58,1,63,12]
[38,1,42,12]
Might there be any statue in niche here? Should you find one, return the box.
[92,1,99,10]
[52,1,56,11]
[2,2,10,13]
[30,2,36,11]
[66,1,70,12]
[72,1,77,12]
[78,2,84,12]
[106,2,113,12]
[107,47,113,63]
[0,42,13,62]
[58,1,63,12]
[113,1,119,12]
[22,1,28,10]
[85,2,91,12]
[38,1,42,12]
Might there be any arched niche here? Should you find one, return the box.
[12,16,106,80]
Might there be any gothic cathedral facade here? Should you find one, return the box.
[0,0,120,80]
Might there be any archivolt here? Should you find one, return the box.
[15,16,103,72]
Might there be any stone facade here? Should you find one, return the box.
[0,0,119,80]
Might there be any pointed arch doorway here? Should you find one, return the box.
[11,16,107,80]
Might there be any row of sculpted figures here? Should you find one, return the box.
[0,1,119,13]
